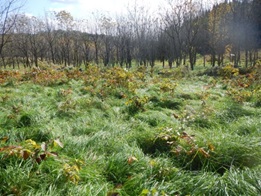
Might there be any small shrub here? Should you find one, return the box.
[22,68,68,86]
[0,70,21,84]
[218,65,239,78]
[159,79,177,94]
[125,95,149,115]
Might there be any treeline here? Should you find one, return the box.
[0,0,260,70]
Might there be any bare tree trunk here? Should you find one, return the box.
[168,60,172,69]
[245,49,248,67]
[235,50,240,67]
[211,53,216,67]
[0,0,24,58]
[1,56,6,69]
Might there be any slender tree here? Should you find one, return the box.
[0,0,25,68]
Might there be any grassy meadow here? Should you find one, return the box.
[0,63,261,195]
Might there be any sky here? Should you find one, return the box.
[24,0,166,19]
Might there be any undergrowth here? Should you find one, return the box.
[0,65,260,195]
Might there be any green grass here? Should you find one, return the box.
[0,65,260,195]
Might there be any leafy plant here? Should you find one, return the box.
[218,64,239,78]
[126,95,149,115]
[159,79,177,95]
[0,138,63,164]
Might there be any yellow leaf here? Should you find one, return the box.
[25,139,37,146]
[149,160,156,167]
[208,143,215,151]
[53,139,64,148]
[0,136,9,143]
[140,189,150,196]
[25,139,40,149]
[72,165,80,172]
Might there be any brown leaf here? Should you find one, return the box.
[22,150,31,160]
[198,148,210,158]
[127,156,138,164]
[173,113,179,119]
[35,157,42,164]
[40,153,46,160]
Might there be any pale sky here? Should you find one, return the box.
[24,0,167,19]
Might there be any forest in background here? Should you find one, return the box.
[0,0,260,70]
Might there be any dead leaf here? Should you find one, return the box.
[40,153,46,160]
[35,157,42,164]
[41,142,47,151]
[0,136,9,143]
[198,148,210,158]
[208,143,215,151]
[22,150,31,160]
[173,113,179,119]
[127,156,138,164]
[48,152,58,157]
[53,139,64,148]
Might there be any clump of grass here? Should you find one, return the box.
[0,160,37,195]
[216,99,253,124]
[229,116,261,136]
[192,117,214,129]
[152,98,183,110]
[178,92,201,100]
[17,113,33,128]
[135,110,171,127]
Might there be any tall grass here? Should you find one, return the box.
[0,66,260,195]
